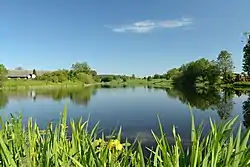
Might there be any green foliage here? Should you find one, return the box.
[94,76,101,82]
[153,74,161,79]
[0,109,250,166]
[90,70,97,76]
[121,75,128,82]
[38,70,68,83]
[131,74,136,79]
[173,58,220,88]
[243,35,250,75]
[223,73,235,84]
[101,76,113,82]
[217,50,234,77]
[165,68,181,80]
[37,62,96,84]
[112,75,119,80]
[71,62,91,74]
[195,76,209,88]
[77,72,94,84]
[0,64,8,88]
[147,76,152,81]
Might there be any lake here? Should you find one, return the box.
[0,86,249,148]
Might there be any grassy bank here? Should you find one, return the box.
[0,109,249,166]
[103,79,173,88]
[2,79,172,90]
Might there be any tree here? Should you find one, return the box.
[153,74,160,79]
[147,76,152,81]
[94,76,101,82]
[173,58,220,87]
[216,50,234,80]
[101,76,113,82]
[71,62,91,74]
[243,35,250,75]
[113,75,118,80]
[0,64,8,88]
[77,73,94,84]
[166,68,180,80]
[121,75,128,82]
[90,70,97,76]
[37,70,68,83]
[132,74,136,79]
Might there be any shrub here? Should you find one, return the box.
[77,73,94,84]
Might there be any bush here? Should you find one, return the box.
[147,76,152,81]
[77,73,94,84]
[101,76,113,82]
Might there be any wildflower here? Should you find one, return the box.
[107,139,123,151]
[94,138,104,147]
[116,143,123,151]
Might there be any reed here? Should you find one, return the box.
[0,108,249,167]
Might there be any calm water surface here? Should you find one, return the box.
[0,86,249,147]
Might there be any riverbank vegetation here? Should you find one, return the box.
[0,109,249,166]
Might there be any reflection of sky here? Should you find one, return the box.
[0,87,248,146]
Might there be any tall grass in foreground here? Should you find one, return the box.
[0,109,250,167]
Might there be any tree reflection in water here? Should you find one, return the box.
[242,95,250,128]
[165,87,235,120]
[30,86,99,106]
[0,91,8,109]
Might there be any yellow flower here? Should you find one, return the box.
[107,139,123,151]
[94,138,105,147]
[116,143,123,151]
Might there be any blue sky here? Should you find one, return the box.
[0,0,249,76]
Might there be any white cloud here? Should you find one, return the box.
[107,17,193,33]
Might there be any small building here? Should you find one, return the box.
[7,70,38,79]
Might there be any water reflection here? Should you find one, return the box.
[2,86,250,131]
[0,91,8,109]
[243,95,250,128]
[216,89,235,120]
[166,87,235,120]
[3,86,98,106]
[165,86,250,128]
[165,87,221,111]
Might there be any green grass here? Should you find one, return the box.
[0,108,250,166]
[2,79,173,90]
[104,79,173,88]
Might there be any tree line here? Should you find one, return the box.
[37,62,99,84]
[164,34,250,88]
[164,50,234,88]
[1,33,250,88]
